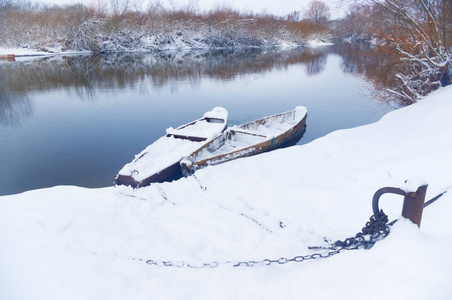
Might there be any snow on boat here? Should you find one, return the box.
[114,107,228,188]
[180,106,307,175]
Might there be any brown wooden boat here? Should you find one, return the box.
[0,54,15,61]
[180,106,307,175]
[114,107,228,187]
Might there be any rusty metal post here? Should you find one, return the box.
[372,187,405,214]
[372,184,428,227]
[401,185,428,227]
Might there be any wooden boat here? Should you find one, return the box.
[114,107,228,187]
[180,106,307,175]
[0,54,15,61]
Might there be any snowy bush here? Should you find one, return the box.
[0,2,329,53]
[337,0,452,105]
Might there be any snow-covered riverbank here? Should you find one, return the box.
[0,47,92,58]
[1,3,333,58]
[0,38,305,58]
[0,38,332,60]
[1,86,451,299]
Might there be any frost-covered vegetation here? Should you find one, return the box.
[336,0,452,105]
[0,0,332,53]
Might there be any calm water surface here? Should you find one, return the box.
[0,45,393,195]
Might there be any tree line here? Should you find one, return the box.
[1,0,451,104]
[0,0,332,53]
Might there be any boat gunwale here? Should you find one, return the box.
[166,116,227,142]
[181,107,307,173]
[115,108,228,187]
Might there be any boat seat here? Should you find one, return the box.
[231,128,267,138]
[205,117,225,124]
[167,134,207,142]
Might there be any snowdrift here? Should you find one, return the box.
[1,87,451,299]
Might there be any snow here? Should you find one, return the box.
[238,105,307,138]
[165,119,225,140]
[402,175,429,193]
[1,86,452,299]
[117,136,204,181]
[0,38,324,61]
[196,132,265,159]
[118,108,227,181]
[0,47,92,60]
[203,107,229,122]
[180,106,307,171]
[185,106,307,162]
[307,40,335,47]
[166,107,228,140]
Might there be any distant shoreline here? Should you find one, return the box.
[0,40,333,60]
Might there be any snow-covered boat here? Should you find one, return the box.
[180,106,307,175]
[114,107,228,187]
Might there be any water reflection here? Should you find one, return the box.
[0,47,333,125]
[0,73,33,127]
[334,42,405,107]
[1,45,393,196]
[1,45,399,105]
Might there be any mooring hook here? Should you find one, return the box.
[372,184,428,228]
[372,187,406,215]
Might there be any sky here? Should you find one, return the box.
[31,0,345,18]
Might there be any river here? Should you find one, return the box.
[0,44,393,195]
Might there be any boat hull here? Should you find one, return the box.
[114,161,183,188]
[181,107,307,174]
[114,107,228,188]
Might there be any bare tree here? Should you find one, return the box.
[287,10,301,22]
[88,0,108,15]
[304,0,330,25]
[339,0,452,103]
[109,0,130,16]
[436,0,452,50]
[371,0,451,100]
[336,4,373,42]
[0,0,331,54]
[0,0,14,8]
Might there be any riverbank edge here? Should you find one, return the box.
[0,39,333,59]
[0,85,451,298]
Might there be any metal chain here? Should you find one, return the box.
[117,189,450,268]
[137,210,391,268]
[331,209,390,250]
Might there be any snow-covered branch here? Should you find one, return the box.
[0,3,326,53]
[362,0,451,103]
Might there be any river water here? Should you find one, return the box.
[0,44,393,196]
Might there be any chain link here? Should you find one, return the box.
[117,189,450,268]
[137,210,390,268]
[331,209,390,250]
